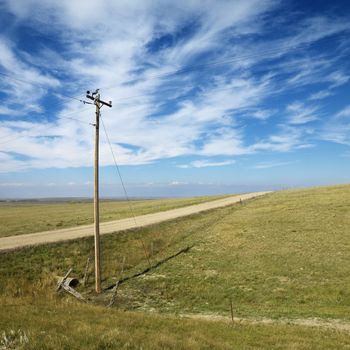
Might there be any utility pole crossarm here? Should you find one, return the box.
[86,90,112,108]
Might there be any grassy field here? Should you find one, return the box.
[0,195,227,237]
[0,184,350,349]
[1,299,348,349]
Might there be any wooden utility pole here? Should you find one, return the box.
[86,89,112,293]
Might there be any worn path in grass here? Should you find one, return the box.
[181,313,350,332]
[0,191,269,251]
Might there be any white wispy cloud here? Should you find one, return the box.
[309,90,333,101]
[0,0,349,173]
[320,127,350,146]
[0,182,24,187]
[335,105,350,118]
[0,37,60,115]
[328,71,350,88]
[320,105,350,145]
[249,109,275,120]
[169,181,189,186]
[178,159,235,168]
[254,161,296,169]
[251,126,314,152]
[286,102,319,125]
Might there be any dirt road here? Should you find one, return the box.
[0,192,269,252]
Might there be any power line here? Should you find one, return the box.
[0,106,93,147]
[100,35,343,93]
[0,46,334,148]
[100,114,151,267]
[0,70,86,107]
[0,37,313,105]
[98,43,344,105]
[0,34,344,110]
[0,54,323,149]
[98,58,334,107]
[100,115,138,224]
[0,33,344,149]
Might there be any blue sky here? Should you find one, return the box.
[0,0,350,198]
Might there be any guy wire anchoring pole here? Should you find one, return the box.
[86,89,112,293]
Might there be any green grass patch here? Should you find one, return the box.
[0,298,349,349]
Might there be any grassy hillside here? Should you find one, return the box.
[120,184,350,320]
[0,184,349,349]
[0,195,227,237]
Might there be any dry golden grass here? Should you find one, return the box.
[1,184,350,348]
